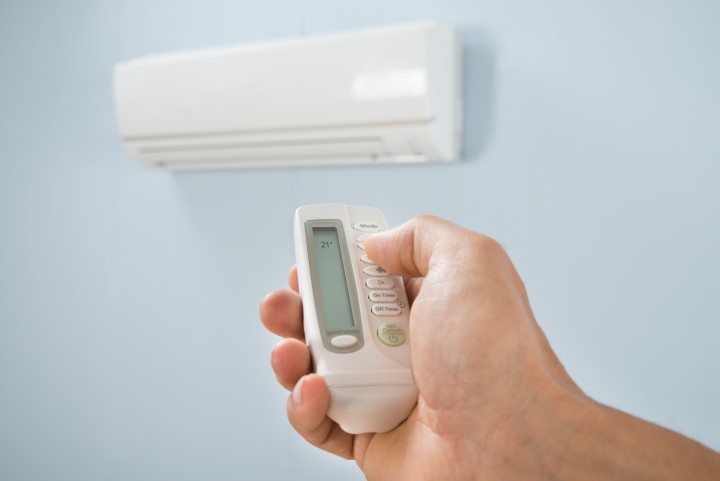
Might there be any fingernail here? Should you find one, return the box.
[292,377,304,405]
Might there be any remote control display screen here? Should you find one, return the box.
[311,227,355,329]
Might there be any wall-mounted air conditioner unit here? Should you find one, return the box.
[113,22,462,170]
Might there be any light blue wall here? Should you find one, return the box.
[1,1,719,480]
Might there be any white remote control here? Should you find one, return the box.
[294,204,418,434]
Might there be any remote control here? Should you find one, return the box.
[294,204,417,434]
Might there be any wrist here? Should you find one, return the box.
[481,383,720,481]
[452,373,593,481]
[494,384,596,481]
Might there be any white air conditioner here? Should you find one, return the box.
[113,22,462,170]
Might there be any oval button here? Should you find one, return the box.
[377,323,406,346]
[368,291,398,303]
[366,277,395,289]
[363,265,390,277]
[371,303,402,316]
[356,242,366,250]
[353,222,381,233]
[355,233,371,243]
[360,254,374,264]
[330,335,358,348]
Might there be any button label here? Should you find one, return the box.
[377,323,406,346]
[363,265,390,277]
[353,222,381,233]
[368,291,398,303]
[371,303,402,316]
[366,278,395,289]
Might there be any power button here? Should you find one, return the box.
[377,323,406,347]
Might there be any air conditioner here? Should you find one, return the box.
[113,22,462,170]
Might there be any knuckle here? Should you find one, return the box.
[412,213,441,226]
[467,233,506,260]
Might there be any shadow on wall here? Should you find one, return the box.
[461,26,497,162]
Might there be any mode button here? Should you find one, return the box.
[353,222,380,233]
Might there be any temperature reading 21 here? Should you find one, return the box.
[321,241,333,248]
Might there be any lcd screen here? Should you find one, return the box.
[310,226,355,330]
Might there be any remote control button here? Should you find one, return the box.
[366,278,395,289]
[357,242,366,250]
[360,254,374,264]
[355,233,371,243]
[330,335,358,348]
[377,323,406,346]
[368,291,398,303]
[353,222,381,233]
[371,303,402,316]
[363,265,390,277]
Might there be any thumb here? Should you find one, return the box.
[364,215,462,279]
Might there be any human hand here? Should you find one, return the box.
[260,215,720,480]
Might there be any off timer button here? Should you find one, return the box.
[377,323,406,347]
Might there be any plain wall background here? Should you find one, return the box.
[1,1,719,480]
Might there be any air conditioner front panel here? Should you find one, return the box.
[115,26,437,139]
[113,22,462,168]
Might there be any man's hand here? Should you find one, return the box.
[260,215,720,480]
